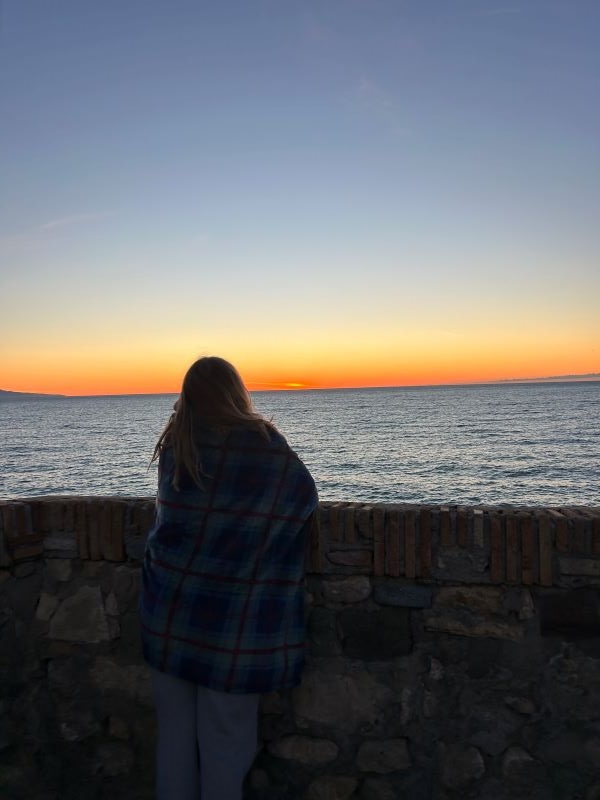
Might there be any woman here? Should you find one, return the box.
[139,356,318,800]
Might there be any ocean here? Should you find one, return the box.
[1,383,598,506]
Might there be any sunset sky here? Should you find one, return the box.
[1,1,599,395]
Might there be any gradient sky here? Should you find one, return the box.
[1,0,599,394]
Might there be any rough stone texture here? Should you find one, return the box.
[440,744,486,789]
[424,611,524,640]
[1,497,599,800]
[293,670,392,731]
[48,586,113,643]
[45,558,72,582]
[267,735,339,764]
[306,776,358,800]
[501,746,539,784]
[322,576,371,604]
[35,592,59,621]
[359,778,397,800]
[308,608,342,657]
[327,550,373,568]
[357,739,411,773]
[373,583,432,608]
[89,656,153,705]
[337,608,411,658]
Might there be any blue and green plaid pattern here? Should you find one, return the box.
[139,424,318,693]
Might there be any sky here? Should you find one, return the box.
[1,0,599,395]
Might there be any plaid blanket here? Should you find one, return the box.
[139,424,318,694]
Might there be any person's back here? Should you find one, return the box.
[139,356,318,800]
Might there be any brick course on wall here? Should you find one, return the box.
[0,496,599,800]
[2,497,599,585]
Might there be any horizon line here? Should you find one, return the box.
[2,373,599,399]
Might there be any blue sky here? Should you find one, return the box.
[1,1,599,392]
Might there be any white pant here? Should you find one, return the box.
[151,669,260,800]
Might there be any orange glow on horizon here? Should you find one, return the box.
[2,323,597,395]
[3,363,598,396]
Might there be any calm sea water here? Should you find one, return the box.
[1,383,598,505]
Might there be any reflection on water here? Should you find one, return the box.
[1,383,599,505]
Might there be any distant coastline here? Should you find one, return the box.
[496,373,600,384]
[1,373,598,400]
[0,389,66,401]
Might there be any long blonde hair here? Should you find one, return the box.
[152,356,272,489]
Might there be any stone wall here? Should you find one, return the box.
[1,497,599,800]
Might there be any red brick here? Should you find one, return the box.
[538,513,553,587]
[506,514,519,584]
[473,509,484,548]
[405,509,416,579]
[572,516,587,554]
[87,501,102,560]
[67,502,78,531]
[550,510,570,553]
[12,543,44,561]
[1,505,16,541]
[456,507,468,548]
[106,504,126,561]
[385,510,402,577]
[75,502,89,559]
[419,509,432,579]
[520,514,535,585]
[39,501,61,533]
[308,512,323,573]
[343,507,357,544]
[439,506,452,547]
[593,518,600,557]
[373,508,385,577]
[328,503,342,542]
[490,513,504,584]
[357,506,373,539]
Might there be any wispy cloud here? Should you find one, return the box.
[355,75,394,113]
[345,74,412,136]
[479,7,522,17]
[0,212,110,254]
[38,212,110,231]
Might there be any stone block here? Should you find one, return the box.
[357,738,411,773]
[424,612,523,641]
[92,742,135,777]
[468,707,522,755]
[504,696,535,715]
[267,735,339,764]
[559,557,600,578]
[44,558,72,582]
[293,670,392,732]
[338,608,412,659]
[540,589,600,638]
[440,743,485,789]
[436,586,503,615]
[306,776,358,800]
[373,583,432,608]
[308,608,342,657]
[322,576,371,604]
[35,593,59,622]
[0,527,11,568]
[327,550,373,569]
[359,778,397,800]
[49,586,113,643]
[89,657,153,705]
[58,707,101,742]
[501,746,539,785]
[108,716,130,740]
